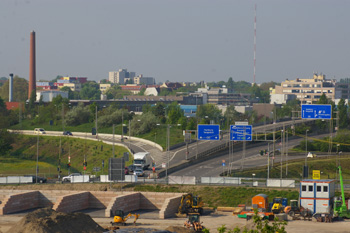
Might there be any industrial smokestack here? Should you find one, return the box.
[28,30,36,100]
[9,73,13,102]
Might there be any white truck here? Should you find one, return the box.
[133,152,152,170]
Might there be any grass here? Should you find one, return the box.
[230,155,350,180]
[131,184,300,208]
[0,134,131,178]
[10,119,187,149]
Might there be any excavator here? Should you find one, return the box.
[111,210,140,226]
[184,213,204,232]
[333,166,350,219]
[178,193,204,215]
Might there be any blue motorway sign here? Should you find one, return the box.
[301,104,332,119]
[197,124,220,140]
[230,125,252,141]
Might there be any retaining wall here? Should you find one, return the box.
[53,191,90,213]
[0,191,40,214]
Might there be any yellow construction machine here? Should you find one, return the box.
[184,213,204,232]
[178,193,204,215]
[111,209,139,226]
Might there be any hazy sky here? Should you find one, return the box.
[1,0,350,84]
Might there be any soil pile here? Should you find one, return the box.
[165,226,195,233]
[7,208,105,233]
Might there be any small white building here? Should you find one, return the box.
[300,179,335,214]
[36,90,68,102]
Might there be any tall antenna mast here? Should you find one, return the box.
[253,4,257,84]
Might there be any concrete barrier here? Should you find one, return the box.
[201,177,241,185]
[71,175,90,183]
[168,176,196,185]
[0,176,33,184]
[267,179,295,188]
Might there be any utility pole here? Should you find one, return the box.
[286,129,289,176]
[112,124,115,157]
[121,111,124,142]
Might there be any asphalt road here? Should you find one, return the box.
[170,133,332,178]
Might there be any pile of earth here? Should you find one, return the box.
[8,208,105,233]
[111,226,195,233]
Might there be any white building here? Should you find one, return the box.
[109,69,135,84]
[36,90,68,102]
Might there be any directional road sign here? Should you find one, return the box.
[230,125,252,141]
[301,104,332,119]
[197,124,220,140]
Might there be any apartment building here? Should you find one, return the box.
[109,69,135,84]
[271,73,343,104]
[133,75,155,85]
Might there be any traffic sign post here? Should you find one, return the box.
[230,125,252,141]
[197,124,220,140]
[301,104,332,119]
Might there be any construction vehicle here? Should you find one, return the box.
[271,197,286,214]
[333,166,350,219]
[184,213,204,232]
[178,193,204,215]
[111,210,139,226]
[284,200,312,220]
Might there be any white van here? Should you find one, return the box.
[34,128,46,134]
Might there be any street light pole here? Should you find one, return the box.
[95,105,98,139]
[36,133,39,183]
[112,124,115,157]
[305,129,309,167]
[166,124,170,184]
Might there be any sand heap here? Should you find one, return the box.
[8,208,105,233]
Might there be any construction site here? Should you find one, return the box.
[1,169,350,233]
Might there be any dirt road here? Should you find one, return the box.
[1,211,350,233]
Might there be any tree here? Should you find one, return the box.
[0,76,28,102]
[80,82,101,100]
[65,103,91,126]
[227,77,234,90]
[105,85,131,99]
[197,104,222,123]
[167,102,183,124]
[130,112,158,135]
[60,86,75,100]
[0,129,14,155]
[337,98,348,129]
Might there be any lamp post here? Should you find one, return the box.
[36,133,39,183]
[305,129,309,166]
[95,105,98,139]
[112,124,115,157]
[252,173,256,187]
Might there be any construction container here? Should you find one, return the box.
[300,179,335,214]
[300,179,335,199]
[252,194,268,209]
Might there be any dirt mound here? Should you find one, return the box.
[165,226,195,233]
[7,208,105,233]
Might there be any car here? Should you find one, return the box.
[34,128,46,134]
[124,166,129,175]
[62,173,81,182]
[133,167,144,177]
[25,175,47,183]
[307,152,317,158]
[127,165,137,173]
[63,131,73,136]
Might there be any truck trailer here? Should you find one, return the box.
[133,152,152,170]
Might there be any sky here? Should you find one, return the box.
[1,0,350,84]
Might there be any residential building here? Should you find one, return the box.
[270,73,345,104]
[134,75,155,85]
[120,85,146,95]
[109,69,135,84]
[99,83,113,94]
[56,83,81,92]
